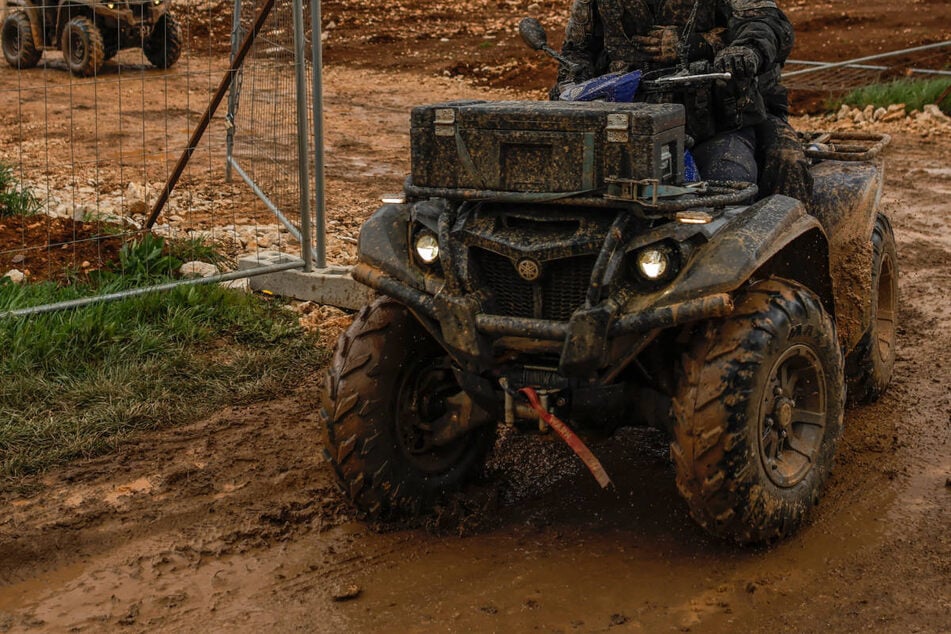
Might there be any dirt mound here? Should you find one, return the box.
[0,216,123,284]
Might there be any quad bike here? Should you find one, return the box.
[1,0,181,76]
[321,19,898,544]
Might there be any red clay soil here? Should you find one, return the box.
[318,0,951,109]
[0,216,123,284]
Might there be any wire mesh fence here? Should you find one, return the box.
[0,0,316,313]
[783,41,951,92]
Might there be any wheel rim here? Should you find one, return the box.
[758,344,827,488]
[875,250,897,366]
[394,356,469,474]
[67,27,86,66]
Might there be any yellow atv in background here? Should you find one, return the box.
[2,0,181,75]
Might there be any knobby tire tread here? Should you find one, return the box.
[671,278,845,544]
[320,297,493,519]
[846,213,898,405]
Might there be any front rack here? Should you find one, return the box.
[802,131,892,162]
[403,177,758,216]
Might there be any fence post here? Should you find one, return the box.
[225,0,244,183]
[292,0,314,272]
[310,0,327,269]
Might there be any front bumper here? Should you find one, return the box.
[352,261,733,378]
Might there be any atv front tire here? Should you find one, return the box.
[846,213,898,404]
[143,13,182,69]
[321,297,496,518]
[60,16,104,77]
[2,11,42,70]
[671,278,844,544]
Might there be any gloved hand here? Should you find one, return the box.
[714,45,761,78]
[632,26,681,64]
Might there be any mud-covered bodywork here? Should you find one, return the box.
[322,27,896,544]
[350,101,889,432]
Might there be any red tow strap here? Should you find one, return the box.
[519,387,614,490]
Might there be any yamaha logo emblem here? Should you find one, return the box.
[516,258,541,282]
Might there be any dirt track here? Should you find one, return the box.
[2,0,951,631]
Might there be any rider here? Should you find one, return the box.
[554,0,812,201]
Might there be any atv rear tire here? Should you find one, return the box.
[2,11,42,70]
[321,297,496,518]
[846,213,898,404]
[143,13,182,69]
[671,278,844,544]
[60,16,104,77]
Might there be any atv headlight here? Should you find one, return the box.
[414,231,439,264]
[636,248,669,280]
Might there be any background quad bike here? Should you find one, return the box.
[1,0,182,76]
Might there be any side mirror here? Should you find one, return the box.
[519,18,548,51]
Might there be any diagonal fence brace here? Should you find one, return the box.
[146,0,277,229]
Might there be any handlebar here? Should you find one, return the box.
[652,71,732,85]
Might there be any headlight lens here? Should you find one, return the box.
[414,231,439,264]
[636,248,669,280]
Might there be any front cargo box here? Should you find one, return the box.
[410,100,685,194]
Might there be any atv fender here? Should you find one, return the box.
[650,194,834,317]
[357,202,426,291]
[809,160,884,349]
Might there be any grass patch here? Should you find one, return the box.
[0,278,327,481]
[0,163,41,218]
[835,77,951,114]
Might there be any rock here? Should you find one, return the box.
[923,104,950,121]
[125,181,146,202]
[128,200,149,215]
[72,205,91,222]
[881,108,906,122]
[3,269,25,284]
[836,104,851,121]
[179,261,219,278]
[853,109,866,124]
[873,107,887,122]
[330,583,361,602]
[863,104,875,121]
[11,254,25,265]
[220,278,250,292]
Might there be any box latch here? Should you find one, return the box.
[606,113,629,143]
[434,108,456,137]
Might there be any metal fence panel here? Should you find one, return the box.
[0,0,313,312]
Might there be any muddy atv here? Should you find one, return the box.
[1,0,181,76]
[321,23,898,544]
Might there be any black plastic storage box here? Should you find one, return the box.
[410,100,685,194]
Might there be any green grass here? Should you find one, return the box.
[0,277,327,481]
[0,163,41,218]
[836,77,951,114]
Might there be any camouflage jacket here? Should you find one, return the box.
[556,0,794,138]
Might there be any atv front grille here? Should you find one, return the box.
[473,248,596,322]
